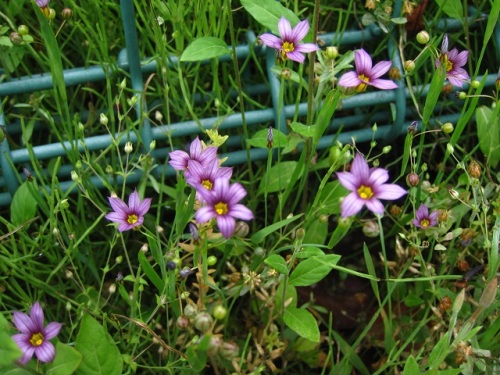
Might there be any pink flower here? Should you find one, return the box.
[259,17,319,63]
[195,177,253,238]
[12,302,62,364]
[412,204,438,229]
[35,0,50,8]
[435,35,470,87]
[168,137,218,175]
[105,189,152,232]
[338,49,398,92]
[336,153,407,217]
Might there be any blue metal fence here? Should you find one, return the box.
[0,0,498,206]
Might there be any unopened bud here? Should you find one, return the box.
[140,243,148,252]
[468,160,481,179]
[458,91,467,99]
[193,312,213,332]
[382,145,391,154]
[449,189,460,200]
[154,110,163,122]
[176,315,190,330]
[213,305,227,320]
[471,80,480,89]
[362,220,379,238]
[220,341,239,359]
[119,78,127,89]
[207,256,217,266]
[184,303,198,318]
[18,25,29,36]
[388,67,401,80]
[295,228,305,240]
[62,7,73,20]
[115,255,123,264]
[127,95,138,107]
[71,170,79,182]
[10,32,23,45]
[108,283,117,294]
[279,68,291,80]
[407,121,418,135]
[234,221,249,237]
[441,34,449,54]
[416,30,430,44]
[446,143,454,154]
[404,60,415,72]
[47,8,56,20]
[100,113,109,126]
[124,141,133,154]
[66,302,72,311]
[406,172,420,187]
[325,46,339,59]
[442,123,454,134]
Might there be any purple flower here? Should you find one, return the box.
[435,36,470,87]
[412,204,438,229]
[12,302,62,364]
[186,159,233,195]
[168,137,218,174]
[195,177,254,238]
[105,189,152,232]
[338,49,398,92]
[259,17,319,63]
[35,0,50,8]
[336,153,407,217]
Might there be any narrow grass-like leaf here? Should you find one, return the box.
[427,331,451,370]
[422,68,445,127]
[180,37,230,61]
[314,89,341,145]
[363,243,380,302]
[251,213,302,244]
[138,251,165,293]
[283,307,320,343]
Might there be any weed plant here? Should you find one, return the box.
[0,0,499,374]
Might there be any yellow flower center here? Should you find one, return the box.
[440,54,453,72]
[215,202,228,215]
[281,41,295,58]
[29,332,44,347]
[420,219,430,228]
[357,185,374,200]
[356,74,369,92]
[202,179,213,190]
[127,214,138,224]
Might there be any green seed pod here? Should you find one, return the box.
[18,25,29,36]
[193,312,213,333]
[213,305,227,320]
[416,30,430,44]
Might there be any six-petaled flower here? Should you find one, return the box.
[195,177,254,238]
[338,49,398,92]
[259,17,319,63]
[105,189,152,232]
[412,204,438,229]
[336,153,407,217]
[12,302,62,364]
[435,34,470,87]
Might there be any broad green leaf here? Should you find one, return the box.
[296,246,325,259]
[186,334,209,371]
[180,37,230,62]
[283,307,320,342]
[327,217,352,248]
[0,314,21,368]
[46,342,83,375]
[314,89,342,145]
[10,182,38,227]
[275,282,297,313]
[403,355,420,375]
[75,315,123,375]
[435,0,463,19]
[476,106,500,167]
[316,181,346,215]
[251,213,302,244]
[240,0,299,35]
[290,122,315,138]
[303,218,327,245]
[427,332,451,370]
[404,293,424,307]
[246,128,287,149]
[289,255,337,286]
[264,254,288,275]
[258,161,302,194]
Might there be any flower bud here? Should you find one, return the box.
[388,67,401,80]
[10,32,23,45]
[295,228,305,240]
[193,312,213,332]
[362,220,379,238]
[66,302,72,311]
[47,8,56,20]
[124,141,133,154]
[213,305,227,320]
[149,140,156,150]
[18,25,29,36]
[446,143,454,155]
[220,341,239,359]
[441,122,454,134]
[62,7,73,20]
[328,145,342,166]
[233,221,249,237]
[382,145,391,154]
[416,30,430,44]
[254,247,265,257]
[119,78,127,89]
[184,303,198,318]
[155,110,163,122]
[207,256,217,266]
[279,68,291,80]
[115,255,123,264]
[176,315,190,330]
[468,160,481,179]
[100,113,109,126]
[166,261,176,270]
[407,121,418,135]
[127,95,138,107]
[71,170,79,182]
[180,268,192,278]
[458,91,467,99]
[108,283,117,294]
[207,335,222,356]
[449,189,460,200]
[470,80,480,89]
[406,172,419,187]
[404,60,415,72]
[325,46,339,59]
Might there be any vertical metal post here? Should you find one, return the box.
[0,101,19,197]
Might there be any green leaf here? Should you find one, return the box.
[283,307,320,343]
[404,293,424,307]
[327,217,352,248]
[290,122,315,138]
[0,315,22,368]
[275,282,297,313]
[403,355,420,375]
[476,106,500,167]
[264,254,288,275]
[435,0,463,19]
[363,243,380,302]
[427,332,451,370]
[180,37,230,62]
[186,334,209,371]
[314,89,342,145]
[75,315,123,375]
[303,218,327,245]
[296,246,325,259]
[316,181,346,215]
[46,342,83,375]
[422,68,445,127]
[246,128,287,149]
[289,255,338,286]
[390,17,407,24]
[240,0,300,35]
[10,182,38,227]
[251,213,302,244]
[258,161,302,194]
[138,251,165,293]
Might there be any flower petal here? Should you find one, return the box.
[44,322,62,340]
[365,198,385,215]
[19,346,36,364]
[295,43,319,53]
[108,197,128,215]
[369,60,392,79]
[12,333,31,352]
[127,190,140,212]
[168,150,189,170]
[286,51,306,63]
[368,168,389,187]
[29,302,44,331]
[105,212,126,223]
[278,17,292,41]
[35,342,56,363]
[118,223,134,232]
[336,171,360,192]
[338,71,362,88]
[375,183,407,200]
[13,312,35,334]
[136,198,152,217]
[195,206,215,223]
[453,50,468,67]
[369,78,398,90]
[227,182,247,205]
[350,154,370,182]
[354,49,372,74]
[189,137,202,159]
[290,19,310,43]
[216,215,236,238]
[229,204,254,221]
[259,33,282,49]
[340,192,365,217]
